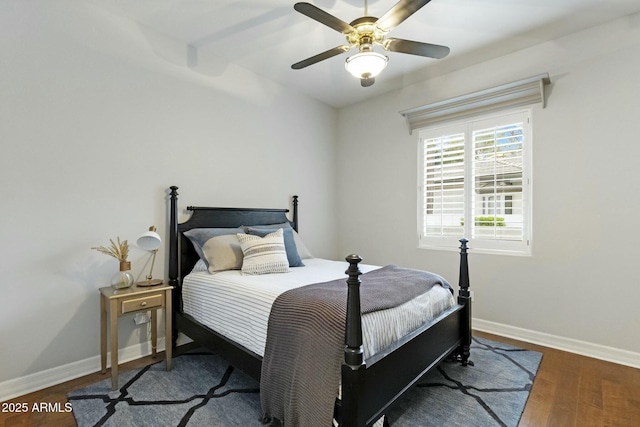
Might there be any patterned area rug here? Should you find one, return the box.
[68,337,541,426]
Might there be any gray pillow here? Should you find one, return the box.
[249,222,313,259]
[245,225,305,267]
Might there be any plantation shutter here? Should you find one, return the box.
[422,131,465,239]
[471,114,525,243]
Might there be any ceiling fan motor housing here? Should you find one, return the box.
[347,17,386,51]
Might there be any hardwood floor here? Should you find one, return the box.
[1,333,638,426]
[474,331,640,427]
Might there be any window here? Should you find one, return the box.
[418,109,531,255]
[481,195,513,215]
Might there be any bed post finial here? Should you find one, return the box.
[458,238,470,297]
[292,195,299,232]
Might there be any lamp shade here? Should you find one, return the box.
[137,226,162,251]
[345,51,388,79]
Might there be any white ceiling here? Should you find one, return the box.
[87,0,640,108]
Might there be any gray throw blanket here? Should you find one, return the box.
[259,265,452,427]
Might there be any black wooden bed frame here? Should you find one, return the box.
[167,186,472,427]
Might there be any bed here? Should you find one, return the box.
[167,186,472,427]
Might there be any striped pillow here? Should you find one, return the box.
[237,228,290,275]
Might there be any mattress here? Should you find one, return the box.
[182,258,455,359]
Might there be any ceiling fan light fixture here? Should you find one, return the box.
[345,51,388,79]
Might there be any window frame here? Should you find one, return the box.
[417,108,533,256]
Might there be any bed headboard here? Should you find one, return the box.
[167,186,298,290]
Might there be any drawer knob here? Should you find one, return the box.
[140,301,147,307]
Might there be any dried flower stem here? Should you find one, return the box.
[92,237,129,262]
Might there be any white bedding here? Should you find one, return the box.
[182,258,455,359]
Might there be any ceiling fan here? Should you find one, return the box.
[291,0,450,87]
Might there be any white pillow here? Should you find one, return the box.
[237,228,290,275]
[292,229,313,259]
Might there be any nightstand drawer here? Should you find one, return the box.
[121,294,163,314]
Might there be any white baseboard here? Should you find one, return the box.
[474,318,640,369]
[0,334,193,403]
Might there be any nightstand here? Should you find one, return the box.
[100,284,173,390]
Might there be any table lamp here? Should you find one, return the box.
[136,226,163,286]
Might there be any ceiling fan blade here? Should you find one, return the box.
[361,77,375,87]
[375,0,432,32]
[294,2,355,34]
[384,38,450,59]
[291,45,351,70]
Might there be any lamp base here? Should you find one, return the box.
[136,279,163,287]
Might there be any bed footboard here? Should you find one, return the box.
[339,239,472,426]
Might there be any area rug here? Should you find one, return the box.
[68,337,541,426]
